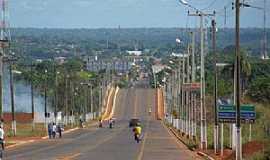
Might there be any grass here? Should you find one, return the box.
[4,122,80,138]
[166,101,270,159]
[5,123,47,138]
[201,102,270,159]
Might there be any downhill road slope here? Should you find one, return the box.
[4,87,200,160]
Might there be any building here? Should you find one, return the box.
[126,50,143,56]
[83,56,132,74]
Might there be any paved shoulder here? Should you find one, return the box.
[141,120,201,160]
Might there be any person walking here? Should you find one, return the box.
[98,119,103,128]
[0,125,5,159]
[48,123,52,139]
[79,119,84,128]
[52,123,57,139]
[57,124,63,138]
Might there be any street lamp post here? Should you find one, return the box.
[212,19,219,155]
[9,60,16,136]
[235,0,242,159]
[65,74,70,125]
[44,69,48,129]
[179,0,215,149]
[55,70,60,123]
[30,62,35,131]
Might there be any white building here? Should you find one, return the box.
[126,50,142,56]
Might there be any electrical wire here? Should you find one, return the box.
[201,0,219,11]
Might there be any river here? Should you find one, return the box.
[3,66,52,113]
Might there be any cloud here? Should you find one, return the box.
[73,0,94,7]
[20,0,48,12]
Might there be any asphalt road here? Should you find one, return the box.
[4,87,200,160]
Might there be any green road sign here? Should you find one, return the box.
[218,104,255,112]
[218,104,256,124]
[240,104,255,112]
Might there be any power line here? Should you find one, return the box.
[201,0,219,11]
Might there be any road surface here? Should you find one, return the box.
[4,87,200,160]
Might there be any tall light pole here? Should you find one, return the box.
[30,62,35,131]
[235,0,242,159]
[44,69,48,129]
[65,74,70,125]
[0,0,11,120]
[212,19,219,154]
[190,32,197,139]
[262,0,268,60]
[176,38,182,131]
[179,0,215,149]
[9,57,16,136]
[54,69,60,123]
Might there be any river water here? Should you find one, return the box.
[3,66,52,113]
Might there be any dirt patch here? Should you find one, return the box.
[243,141,264,156]
[225,141,264,160]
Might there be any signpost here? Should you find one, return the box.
[218,104,256,123]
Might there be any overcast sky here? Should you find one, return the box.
[8,0,270,28]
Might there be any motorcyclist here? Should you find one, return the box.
[133,123,142,143]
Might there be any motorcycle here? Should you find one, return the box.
[134,133,140,143]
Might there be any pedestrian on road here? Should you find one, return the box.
[52,123,57,138]
[48,123,53,139]
[0,125,4,150]
[57,124,63,138]
[109,118,113,129]
[99,119,103,128]
[79,119,84,128]
[0,125,4,159]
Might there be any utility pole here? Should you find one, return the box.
[99,83,102,118]
[191,31,196,139]
[83,86,88,121]
[181,55,186,134]
[188,11,215,150]
[9,60,15,136]
[65,74,70,125]
[44,69,48,129]
[0,0,11,120]
[54,68,59,124]
[235,0,242,159]
[212,19,219,155]
[90,84,93,118]
[178,58,183,133]
[224,7,227,29]
[262,0,268,59]
[30,62,35,131]
[187,45,191,137]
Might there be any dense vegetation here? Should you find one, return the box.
[14,58,107,116]
[10,28,269,59]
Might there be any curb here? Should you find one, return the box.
[197,151,216,160]
[166,123,194,150]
